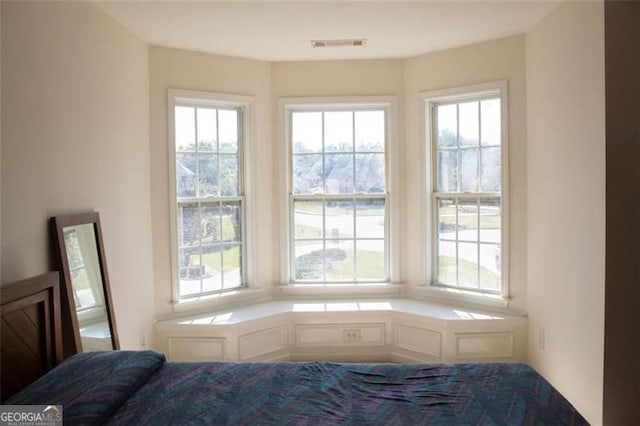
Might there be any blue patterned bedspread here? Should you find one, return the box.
[7,351,588,425]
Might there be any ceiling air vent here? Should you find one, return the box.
[310,39,367,48]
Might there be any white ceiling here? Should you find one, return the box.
[97,1,560,62]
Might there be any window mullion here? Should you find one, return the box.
[456,104,460,193]
[322,197,327,283]
[477,195,481,289]
[476,103,482,288]
[193,108,204,294]
[219,201,225,290]
[321,112,327,283]
[352,196,357,281]
[455,195,459,285]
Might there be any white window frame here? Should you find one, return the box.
[168,89,257,308]
[420,81,510,308]
[279,96,401,293]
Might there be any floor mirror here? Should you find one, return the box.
[51,212,119,358]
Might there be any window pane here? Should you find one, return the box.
[437,104,457,148]
[480,243,500,291]
[325,200,354,239]
[201,244,222,293]
[293,154,323,194]
[356,199,384,239]
[325,240,353,282]
[479,198,501,243]
[457,198,478,242]
[457,242,479,288]
[481,147,501,192]
[437,198,456,238]
[355,110,385,152]
[292,112,322,153]
[294,201,323,239]
[175,106,195,151]
[459,149,479,192]
[481,98,501,146]
[201,203,221,245]
[294,242,325,281]
[198,154,218,197]
[178,203,200,246]
[197,108,216,152]
[63,230,84,269]
[178,246,202,297]
[223,244,242,289]
[176,153,196,197]
[325,111,353,152]
[324,154,353,193]
[459,101,479,147]
[219,109,238,153]
[219,154,239,196]
[438,150,457,192]
[437,240,456,285]
[221,202,242,242]
[355,153,385,193]
[355,239,385,281]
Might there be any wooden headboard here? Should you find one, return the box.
[0,272,63,401]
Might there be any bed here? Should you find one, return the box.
[1,273,588,425]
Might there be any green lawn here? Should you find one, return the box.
[201,245,241,272]
[201,215,241,244]
[328,248,385,280]
[292,247,384,281]
[438,255,499,289]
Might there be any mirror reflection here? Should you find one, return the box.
[51,212,119,357]
[63,223,113,351]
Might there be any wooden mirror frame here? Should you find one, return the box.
[50,212,119,358]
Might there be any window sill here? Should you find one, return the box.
[417,285,511,311]
[277,283,404,298]
[159,297,523,328]
[172,287,269,315]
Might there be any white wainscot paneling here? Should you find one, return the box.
[295,323,385,347]
[395,325,441,358]
[155,299,527,362]
[453,332,514,359]
[238,325,288,361]
[168,337,226,362]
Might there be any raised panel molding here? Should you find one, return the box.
[238,326,288,361]
[295,323,386,347]
[453,332,514,359]
[395,325,441,358]
[155,299,527,362]
[168,337,226,362]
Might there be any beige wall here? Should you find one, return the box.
[526,2,605,423]
[149,47,273,317]
[1,1,154,350]
[404,35,528,313]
